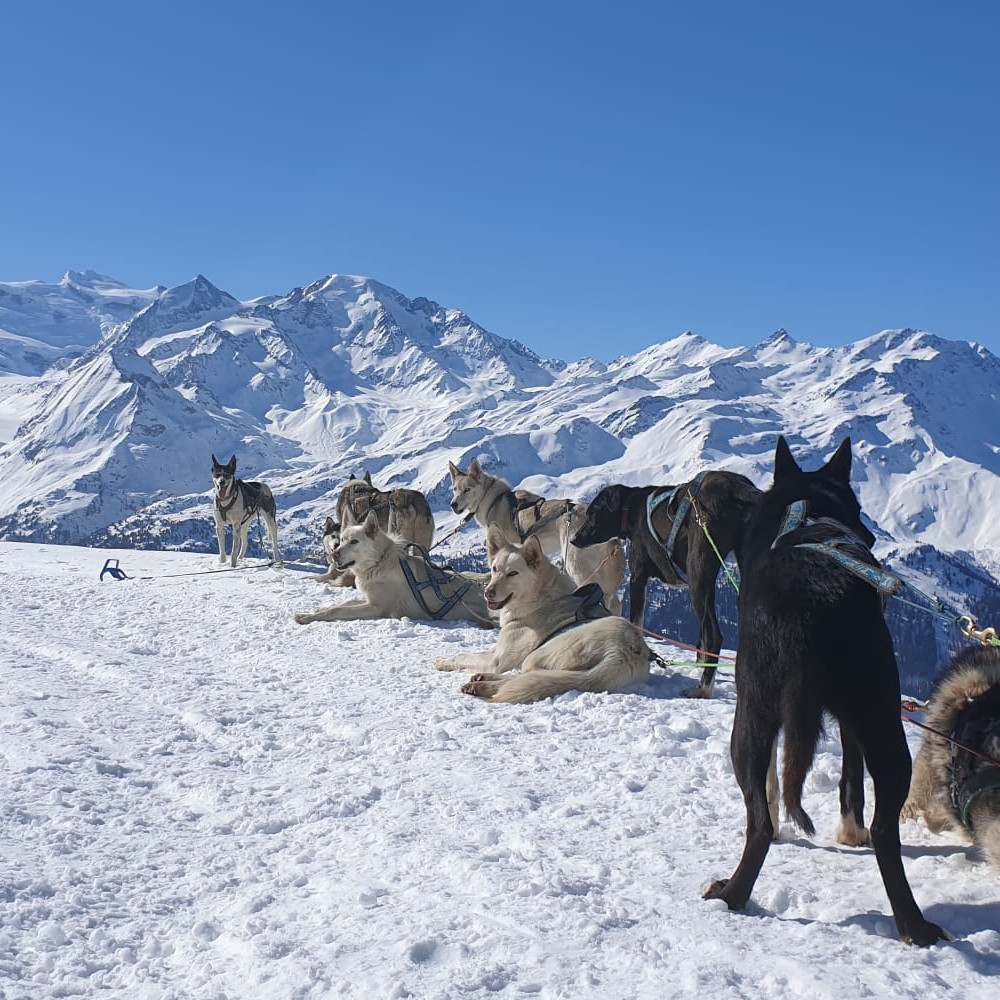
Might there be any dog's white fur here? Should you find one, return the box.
[434,524,650,704]
[295,512,491,626]
[447,458,625,615]
[903,650,1000,874]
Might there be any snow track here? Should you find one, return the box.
[1,542,999,998]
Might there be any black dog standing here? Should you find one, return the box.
[704,436,947,947]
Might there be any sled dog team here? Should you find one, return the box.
[212,446,1000,945]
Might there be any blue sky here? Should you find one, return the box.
[1,0,997,362]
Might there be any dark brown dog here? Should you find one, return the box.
[570,471,760,697]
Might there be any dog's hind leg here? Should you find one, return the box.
[836,724,870,846]
[859,712,947,946]
[704,697,780,909]
[766,738,780,840]
[265,513,281,564]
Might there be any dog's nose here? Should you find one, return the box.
[450,501,460,514]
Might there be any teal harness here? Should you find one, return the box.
[772,500,903,596]
[645,471,708,582]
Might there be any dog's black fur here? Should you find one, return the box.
[570,472,760,697]
[703,436,947,946]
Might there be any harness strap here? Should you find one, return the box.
[645,472,708,582]
[398,550,471,621]
[771,500,902,595]
[956,765,1000,829]
[532,583,611,650]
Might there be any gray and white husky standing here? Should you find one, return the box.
[211,454,280,567]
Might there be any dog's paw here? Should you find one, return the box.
[835,814,871,847]
[434,657,457,672]
[900,919,952,947]
[461,678,498,699]
[702,878,730,901]
[683,684,713,699]
[294,613,314,625]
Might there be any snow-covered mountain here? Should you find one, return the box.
[2,269,999,692]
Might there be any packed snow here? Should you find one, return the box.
[2,541,999,999]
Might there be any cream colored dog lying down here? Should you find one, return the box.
[434,524,652,704]
[294,511,492,626]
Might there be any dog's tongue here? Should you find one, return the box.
[217,485,229,501]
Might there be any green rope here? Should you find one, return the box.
[690,494,740,593]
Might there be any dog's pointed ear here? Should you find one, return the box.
[363,510,380,537]
[469,457,482,476]
[485,523,506,558]
[341,505,357,526]
[448,461,461,482]
[211,454,219,467]
[824,437,853,483]
[364,471,373,486]
[773,436,800,482]
[228,455,237,472]
[324,516,336,532]
[522,535,545,570]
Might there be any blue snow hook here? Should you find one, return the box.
[100,558,128,582]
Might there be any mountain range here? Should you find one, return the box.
[3,269,999,693]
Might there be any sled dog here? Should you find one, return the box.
[295,511,491,626]
[211,454,280,567]
[703,436,946,946]
[433,524,651,704]
[313,516,357,587]
[447,458,625,615]
[570,472,761,698]
[903,644,1000,874]
[315,473,436,586]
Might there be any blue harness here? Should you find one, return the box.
[771,500,903,596]
[645,471,708,582]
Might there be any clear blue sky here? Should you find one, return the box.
[2,0,997,362]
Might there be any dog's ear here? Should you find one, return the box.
[485,523,506,558]
[773,436,800,483]
[522,535,545,570]
[341,505,357,527]
[469,457,482,476]
[324,516,337,532]
[448,461,461,482]
[824,437,853,483]
[228,455,237,473]
[363,471,373,486]
[363,510,379,537]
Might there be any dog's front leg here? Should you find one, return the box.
[294,599,380,624]
[214,515,228,563]
[434,650,498,673]
[232,523,250,567]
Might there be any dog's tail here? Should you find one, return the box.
[780,699,823,836]
[486,652,650,705]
